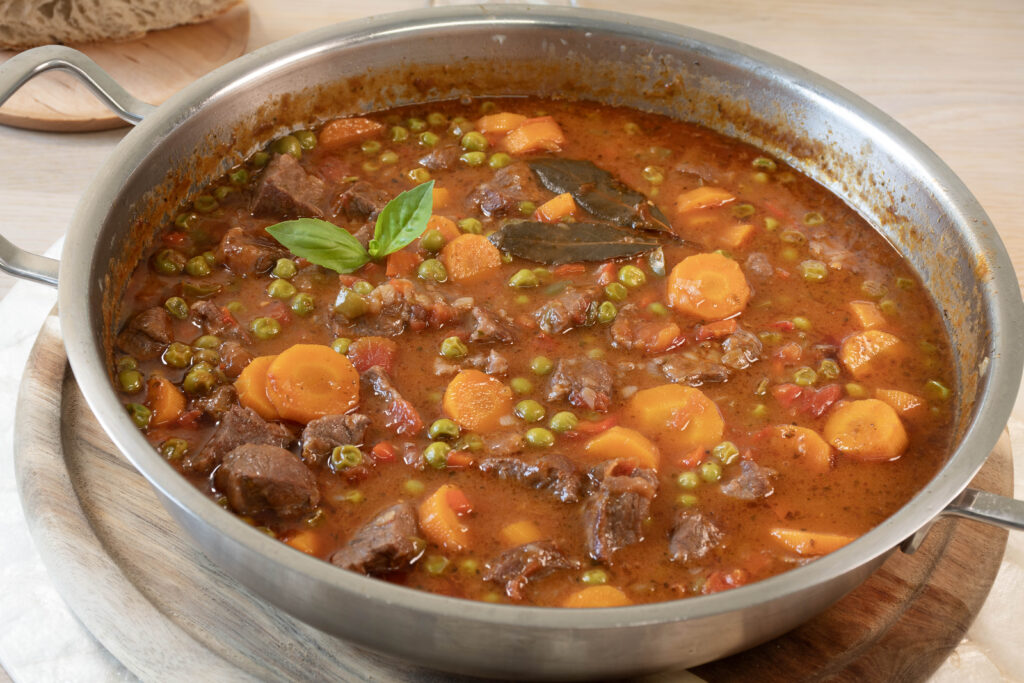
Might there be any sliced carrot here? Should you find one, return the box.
[146,376,185,426]
[504,116,566,155]
[318,117,385,150]
[624,384,724,455]
[440,233,503,282]
[667,252,750,321]
[849,300,886,330]
[419,484,469,551]
[285,529,321,555]
[875,388,927,419]
[696,319,738,341]
[432,187,451,210]
[533,192,577,223]
[562,585,632,608]
[371,441,396,462]
[824,398,908,462]
[766,425,833,474]
[770,528,855,556]
[717,222,755,250]
[442,369,513,432]
[426,215,460,242]
[596,262,617,286]
[500,520,543,547]
[582,426,660,470]
[265,344,360,424]
[675,186,736,213]
[839,330,906,379]
[476,112,527,135]
[386,249,422,278]
[445,450,475,469]
[446,487,474,515]
[234,354,280,420]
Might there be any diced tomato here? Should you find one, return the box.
[678,447,707,468]
[347,336,398,373]
[338,274,361,287]
[385,397,423,436]
[567,415,618,438]
[371,441,396,462]
[162,231,188,246]
[696,319,738,341]
[772,383,804,407]
[703,568,750,594]
[295,257,312,268]
[446,487,474,515]
[596,262,616,286]
[446,450,475,470]
[805,384,842,417]
[386,249,422,278]
[553,263,586,277]
[762,201,790,221]
[772,320,795,331]
[176,409,203,429]
[262,300,293,324]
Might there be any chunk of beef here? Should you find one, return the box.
[469,306,516,344]
[534,286,601,335]
[483,541,574,601]
[609,304,681,354]
[330,502,423,575]
[480,349,509,375]
[190,300,253,344]
[418,144,461,171]
[485,431,524,457]
[341,278,457,338]
[468,162,543,217]
[191,384,237,420]
[668,511,723,563]
[655,353,731,386]
[583,462,659,562]
[721,329,762,370]
[547,357,613,412]
[184,405,294,474]
[214,444,319,518]
[301,413,371,466]
[720,460,776,500]
[334,181,387,222]
[116,307,173,360]
[745,252,773,280]
[361,366,423,435]
[216,226,289,276]
[218,340,254,378]
[251,153,325,218]
[478,453,583,503]
[809,235,855,272]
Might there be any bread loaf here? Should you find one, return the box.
[0,0,241,51]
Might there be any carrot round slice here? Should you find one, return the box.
[824,398,908,462]
[666,252,750,320]
[765,425,833,474]
[441,234,503,282]
[265,344,360,424]
[562,585,632,608]
[583,426,660,470]
[234,354,279,420]
[419,484,470,551]
[624,383,724,455]
[443,369,513,431]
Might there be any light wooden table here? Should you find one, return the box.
[0,1,1021,680]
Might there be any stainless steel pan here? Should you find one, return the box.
[2,7,1022,679]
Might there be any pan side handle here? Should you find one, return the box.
[943,489,1024,531]
[0,45,155,287]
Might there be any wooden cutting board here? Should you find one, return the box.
[0,4,249,132]
[14,315,1012,681]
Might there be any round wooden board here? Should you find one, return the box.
[14,315,1012,681]
[0,4,249,132]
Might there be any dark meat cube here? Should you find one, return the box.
[721,329,762,370]
[191,384,237,420]
[116,307,173,360]
[334,181,388,222]
[251,153,325,218]
[468,162,542,217]
[534,286,600,335]
[331,502,424,575]
[216,226,288,276]
[214,444,319,518]
[418,144,461,171]
[184,405,294,474]
[190,299,253,344]
[745,252,773,280]
[720,460,776,500]
[218,340,254,378]
[483,541,574,601]
[362,366,423,436]
[301,413,371,466]
[547,357,613,412]
[583,462,658,562]
[656,354,730,387]
[469,306,516,344]
[668,510,723,563]
[478,453,583,503]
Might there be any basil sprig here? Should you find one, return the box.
[266,180,434,273]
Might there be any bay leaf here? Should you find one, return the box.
[489,221,660,265]
[528,159,672,233]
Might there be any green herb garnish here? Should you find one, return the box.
[266,180,434,273]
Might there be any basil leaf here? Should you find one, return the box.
[368,180,434,259]
[266,218,370,273]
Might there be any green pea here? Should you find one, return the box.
[647,302,668,317]
[751,403,768,418]
[488,152,512,169]
[586,348,604,360]
[846,382,868,398]
[428,418,460,441]
[793,367,817,387]
[712,441,739,465]
[925,379,951,401]
[162,342,193,368]
[273,135,302,159]
[174,212,198,229]
[879,298,898,315]
[375,151,396,165]
[334,288,369,319]
[360,139,382,155]
[461,131,488,152]
[194,334,220,349]
[347,280,370,296]
[515,400,546,423]
[548,411,578,433]
[530,356,553,375]
[331,337,352,354]
[250,151,270,168]
[618,265,646,288]
[408,168,431,185]
[752,156,777,172]
[423,555,450,575]
[758,331,783,345]
[193,194,219,213]
[183,366,217,395]
[440,336,468,359]
[421,228,446,253]
[460,151,486,166]
[116,356,138,372]
[510,377,533,395]
[273,258,297,279]
[601,283,627,302]
[213,185,234,201]
[202,251,216,266]
[225,299,243,314]
[676,471,700,489]
[127,403,152,430]
[459,558,480,575]
[407,117,427,132]
[819,359,840,379]
[508,269,539,288]
[581,569,608,585]
[164,296,189,319]
[699,461,722,483]
[792,316,812,331]
[479,101,497,113]
[417,258,448,283]
[362,161,380,174]
[153,249,186,275]
[518,200,536,216]
[193,348,219,365]
[118,369,144,394]
[329,445,363,471]
[764,217,780,231]
[424,442,451,469]
[427,112,448,127]
[458,217,483,234]
[390,125,409,142]
[403,479,425,496]
[290,292,315,316]
[525,427,555,448]
[515,294,529,305]
[294,130,317,150]
[780,246,799,262]
[623,122,640,135]
[249,317,281,340]
[641,166,664,184]
[799,260,828,282]
[228,167,249,185]
[803,211,825,226]
[159,437,189,461]
[597,301,617,324]
[780,230,806,246]
[267,279,296,299]
[677,494,699,508]
[418,131,440,147]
